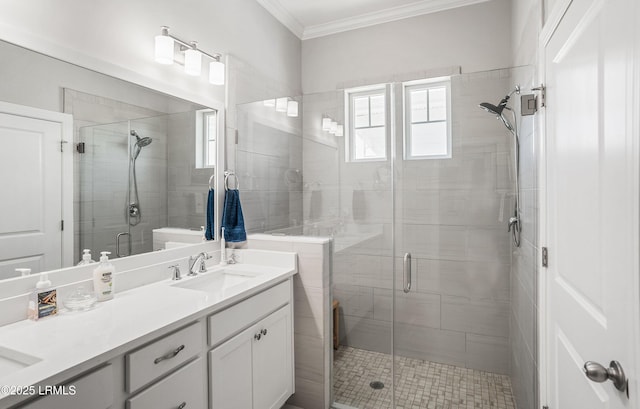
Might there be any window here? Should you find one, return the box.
[404,78,451,159]
[346,87,387,162]
[195,109,217,168]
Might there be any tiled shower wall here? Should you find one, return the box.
[304,69,520,374]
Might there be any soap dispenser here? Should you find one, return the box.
[77,249,96,266]
[27,273,58,320]
[93,251,115,301]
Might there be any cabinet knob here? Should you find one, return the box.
[261,328,268,336]
[254,332,261,341]
[177,402,187,409]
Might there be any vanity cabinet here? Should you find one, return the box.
[12,277,294,409]
[19,364,114,409]
[209,305,293,409]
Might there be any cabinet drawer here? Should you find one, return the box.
[208,280,291,347]
[20,364,113,409]
[126,322,203,393]
[127,358,205,409]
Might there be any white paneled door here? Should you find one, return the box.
[544,0,639,407]
[0,103,72,278]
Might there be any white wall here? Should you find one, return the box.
[301,0,512,94]
[0,0,301,108]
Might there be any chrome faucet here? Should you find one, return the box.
[189,252,209,276]
[169,265,182,281]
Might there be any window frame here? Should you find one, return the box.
[345,85,388,163]
[403,77,452,160]
[195,108,217,169]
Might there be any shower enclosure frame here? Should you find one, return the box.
[328,67,531,409]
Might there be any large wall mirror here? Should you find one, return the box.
[0,39,223,280]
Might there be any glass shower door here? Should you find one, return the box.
[78,121,131,261]
[328,85,395,409]
[392,69,519,408]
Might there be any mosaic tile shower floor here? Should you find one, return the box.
[333,346,517,409]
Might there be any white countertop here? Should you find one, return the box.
[0,261,296,406]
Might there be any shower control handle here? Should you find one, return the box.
[403,253,412,293]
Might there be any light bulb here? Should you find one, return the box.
[263,99,276,107]
[322,117,332,131]
[209,60,225,85]
[336,125,344,137]
[276,97,288,112]
[329,121,338,134]
[287,100,299,117]
[155,35,174,65]
[184,48,202,76]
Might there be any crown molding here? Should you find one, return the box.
[255,0,305,39]
[302,0,491,40]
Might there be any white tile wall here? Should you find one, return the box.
[249,235,332,409]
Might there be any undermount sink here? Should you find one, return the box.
[171,269,260,294]
[0,346,41,377]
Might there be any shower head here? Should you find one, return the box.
[130,130,152,160]
[479,101,506,116]
[478,86,521,134]
[131,130,153,148]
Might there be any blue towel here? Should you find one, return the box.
[205,189,215,240]
[221,189,247,243]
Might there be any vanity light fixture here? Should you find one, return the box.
[329,121,338,134]
[263,99,276,107]
[322,117,332,131]
[287,100,299,117]
[321,116,343,136]
[154,26,225,85]
[275,97,288,113]
[184,43,202,76]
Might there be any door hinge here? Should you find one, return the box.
[61,220,64,231]
[532,84,546,108]
[76,142,86,154]
[234,129,239,145]
[542,247,548,267]
[543,406,549,409]
[60,140,69,152]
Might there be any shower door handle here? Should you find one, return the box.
[116,232,130,258]
[403,253,412,293]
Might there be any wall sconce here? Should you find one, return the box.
[154,26,225,85]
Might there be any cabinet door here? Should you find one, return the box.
[252,306,293,409]
[209,326,254,409]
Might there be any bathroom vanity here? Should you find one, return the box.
[0,249,297,409]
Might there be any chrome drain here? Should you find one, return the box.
[369,381,384,390]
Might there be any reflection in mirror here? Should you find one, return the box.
[0,40,221,279]
[236,98,304,234]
